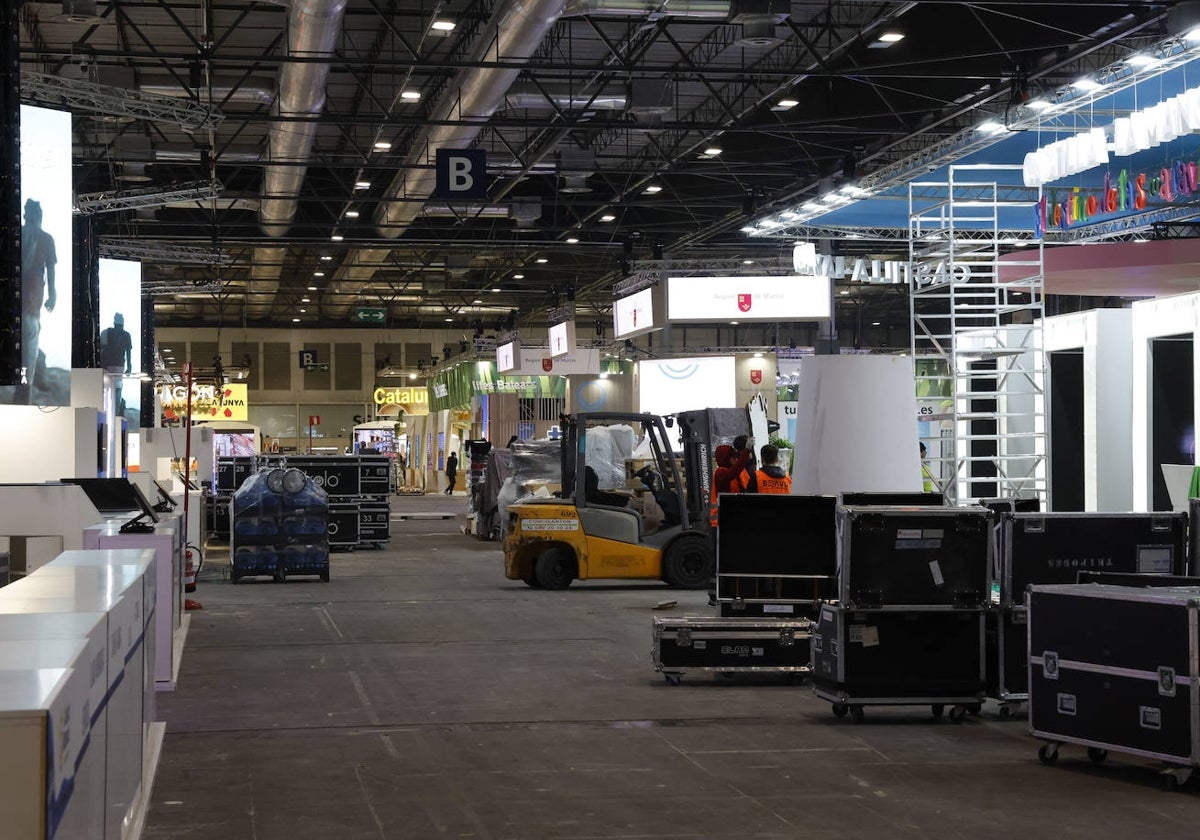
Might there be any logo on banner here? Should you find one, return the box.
[660,362,701,380]
[542,358,553,372]
[738,294,752,312]
[750,369,762,385]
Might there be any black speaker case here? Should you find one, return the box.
[1028,584,1200,767]
[651,616,812,679]
[837,506,992,609]
[811,605,986,705]
[1001,512,1188,607]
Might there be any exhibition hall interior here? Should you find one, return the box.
[10,1,1200,837]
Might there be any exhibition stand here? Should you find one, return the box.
[0,484,106,577]
[1042,309,1134,511]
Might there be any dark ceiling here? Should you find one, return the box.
[16,0,1182,334]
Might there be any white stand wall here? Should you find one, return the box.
[1043,309,1133,511]
[790,355,921,495]
[0,406,101,483]
[1131,291,1200,512]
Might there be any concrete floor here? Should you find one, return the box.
[145,495,1200,839]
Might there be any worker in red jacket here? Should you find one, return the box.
[708,435,754,605]
[755,444,792,494]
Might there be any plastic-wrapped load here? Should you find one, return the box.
[230,466,330,582]
[585,424,635,490]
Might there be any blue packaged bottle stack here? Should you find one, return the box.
[229,467,330,583]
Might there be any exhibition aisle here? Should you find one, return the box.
[143,495,1200,839]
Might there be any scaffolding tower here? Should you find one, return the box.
[909,165,1048,505]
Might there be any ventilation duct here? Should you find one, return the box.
[375,0,567,237]
[559,175,592,194]
[562,0,728,17]
[54,0,107,25]
[260,0,348,236]
[140,80,276,107]
[499,88,627,111]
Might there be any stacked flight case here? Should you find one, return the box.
[1028,583,1200,789]
[811,505,990,722]
[651,494,829,683]
[211,456,256,539]
[989,511,1188,713]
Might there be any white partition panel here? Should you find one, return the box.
[1131,291,1200,512]
[1043,309,1133,511]
[790,355,922,495]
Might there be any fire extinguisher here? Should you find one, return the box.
[184,545,204,611]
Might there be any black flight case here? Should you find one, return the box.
[1028,583,1200,789]
[811,604,986,723]
[651,615,812,684]
[716,494,837,619]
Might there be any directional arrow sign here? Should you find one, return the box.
[304,363,330,373]
[354,307,386,323]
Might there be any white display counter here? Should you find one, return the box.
[0,484,105,577]
[0,668,90,840]
[1043,309,1134,511]
[82,520,184,690]
[0,555,153,840]
[0,640,101,840]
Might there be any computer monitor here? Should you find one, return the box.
[59,478,161,533]
[150,478,178,512]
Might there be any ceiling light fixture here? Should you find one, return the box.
[513,273,524,279]
[1026,99,1054,111]
[977,121,1006,134]
[703,145,722,156]
[299,308,307,313]
[566,237,579,244]
[313,271,324,277]
[321,255,333,261]
[409,373,417,380]
[373,141,392,151]
[400,90,422,100]
[308,285,318,291]
[870,32,904,48]
[600,213,616,222]
[743,259,754,265]
[776,98,799,109]
[431,18,456,31]
[472,299,482,304]
[643,184,663,194]
[1126,53,1160,68]
[491,287,501,293]
[740,226,756,234]
[753,351,763,358]
[292,317,300,323]
[330,234,343,241]
[535,258,548,264]
[444,317,453,322]
[1071,77,1101,92]
[354,180,371,189]
[301,297,310,303]
[345,210,359,218]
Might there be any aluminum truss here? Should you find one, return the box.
[19,71,222,132]
[98,239,231,266]
[910,165,1047,506]
[76,180,224,214]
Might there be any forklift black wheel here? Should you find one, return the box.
[535,547,576,590]
[662,534,713,589]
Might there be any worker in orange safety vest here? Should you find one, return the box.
[755,443,792,494]
[708,435,754,605]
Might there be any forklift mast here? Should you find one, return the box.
[675,408,757,530]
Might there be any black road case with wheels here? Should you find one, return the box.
[811,604,985,721]
[837,506,991,609]
[651,616,811,683]
[1000,512,1187,607]
[1028,583,1200,786]
[716,494,837,614]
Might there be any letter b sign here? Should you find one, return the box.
[435,148,487,199]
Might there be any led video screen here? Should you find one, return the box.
[1,105,73,406]
[98,258,143,427]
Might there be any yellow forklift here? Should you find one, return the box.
[502,410,750,590]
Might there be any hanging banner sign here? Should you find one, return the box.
[515,348,599,375]
[160,382,248,421]
[548,320,577,358]
[667,275,831,322]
